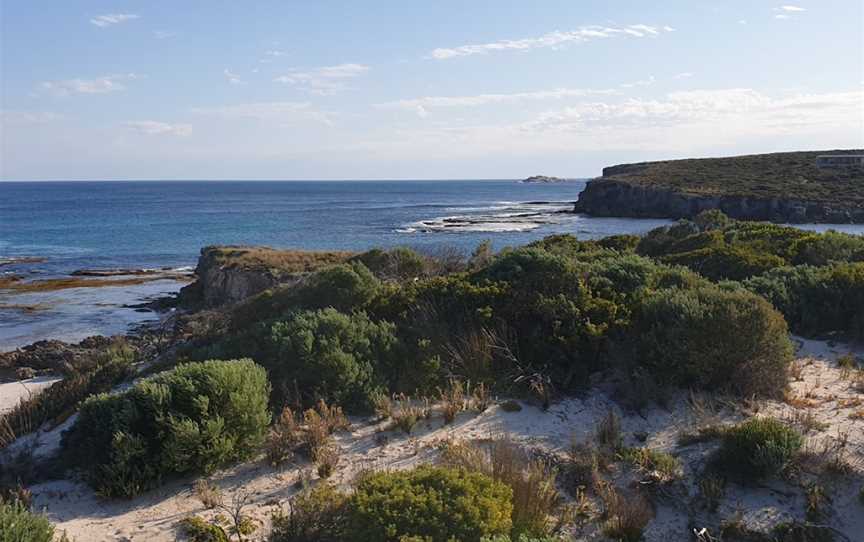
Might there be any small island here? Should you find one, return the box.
[575,150,864,223]
[519,175,569,183]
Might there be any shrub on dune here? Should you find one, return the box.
[628,286,793,398]
[264,308,398,409]
[348,466,513,542]
[61,359,270,498]
[0,501,57,542]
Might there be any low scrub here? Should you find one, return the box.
[61,359,270,498]
[348,466,513,542]
[440,438,566,538]
[715,417,803,479]
[0,501,57,542]
[627,286,793,398]
[264,308,397,409]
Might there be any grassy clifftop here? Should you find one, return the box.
[601,150,864,204]
[204,246,353,273]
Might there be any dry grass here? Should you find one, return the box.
[440,436,568,537]
[469,381,492,412]
[313,443,339,479]
[391,393,424,434]
[439,379,467,425]
[804,483,831,522]
[595,410,623,452]
[600,485,653,542]
[266,408,302,467]
[208,246,352,273]
[193,479,223,509]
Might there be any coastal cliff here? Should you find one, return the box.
[178,246,352,308]
[575,150,864,223]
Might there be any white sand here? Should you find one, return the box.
[0,375,62,414]
[24,337,864,541]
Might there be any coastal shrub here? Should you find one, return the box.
[791,230,864,266]
[296,262,380,312]
[627,286,793,398]
[264,308,397,409]
[0,501,56,542]
[744,262,864,340]
[270,483,350,542]
[660,244,786,281]
[348,466,513,542]
[61,359,270,498]
[352,247,428,280]
[715,417,803,479]
[440,437,565,538]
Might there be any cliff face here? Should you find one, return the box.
[178,246,299,308]
[575,178,864,224]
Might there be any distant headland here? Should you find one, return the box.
[575,150,864,223]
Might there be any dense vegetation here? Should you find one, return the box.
[61,359,270,498]
[176,209,864,411]
[602,150,864,203]
[11,209,861,524]
[0,501,57,542]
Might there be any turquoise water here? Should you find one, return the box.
[1,180,862,350]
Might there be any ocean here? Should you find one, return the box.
[2,180,863,350]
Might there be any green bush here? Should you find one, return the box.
[352,247,428,280]
[178,516,230,542]
[791,230,864,266]
[61,359,270,498]
[296,262,380,312]
[348,466,513,542]
[0,501,55,542]
[661,245,786,281]
[628,286,793,398]
[744,262,864,340]
[265,308,398,409]
[716,417,803,479]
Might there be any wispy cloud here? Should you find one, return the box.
[90,14,139,28]
[673,72,695,79]
[273,63,369,95]
[619,75,656,88]
[224,69,245,85]
[521,88,863,133]
[774,5,806,19]
[39,73,140,95]
[124,120,192,136]
[376,87,618,115]
[153,30,176,40]
[430,24,675,59]
[191,102,335,125]
[0,110,61,125]
[265,50,286,57]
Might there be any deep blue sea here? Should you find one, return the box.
[2,180,863,350]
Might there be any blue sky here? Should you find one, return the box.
[1,1,862,180]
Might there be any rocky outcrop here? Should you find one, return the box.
[520,175,568,183]
[575,178,864,223]
[178,246,300,308]
[0,336,113,372]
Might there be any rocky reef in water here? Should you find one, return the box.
[519,175,569,183]
[574,150,864,223]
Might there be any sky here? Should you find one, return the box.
[1,1,863,180]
